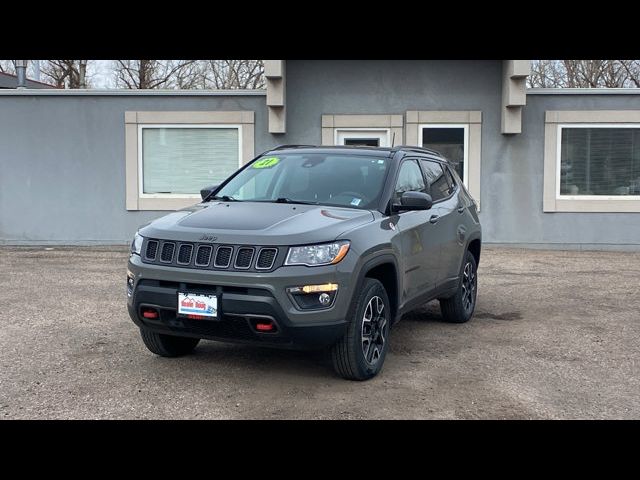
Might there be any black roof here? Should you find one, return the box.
[0,72,57,89]
[265,144,444,159]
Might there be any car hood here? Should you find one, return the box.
[139,201,375,245]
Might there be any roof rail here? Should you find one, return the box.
[393,145,443,157]
[270,144,317,150]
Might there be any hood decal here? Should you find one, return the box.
[320,209,350,220]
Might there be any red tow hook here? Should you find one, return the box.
[142,308,159,319]
[255,322,275,332]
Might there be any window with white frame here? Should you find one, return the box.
[335,128,390,147]
[420,125,469,186]
[558,125,640,197]
[543,111,640,213]
[125,110,255,211]
[406,111,481,209]
[139,125,241,197]
[321,114,404,150]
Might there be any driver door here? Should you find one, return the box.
[392,159,441,305]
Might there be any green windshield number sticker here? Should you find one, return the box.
[253,157,280,169]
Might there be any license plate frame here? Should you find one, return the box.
[177,292,218,319]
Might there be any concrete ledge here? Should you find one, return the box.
[0,240,131,246]
[528,88,640,95]
[0,89,266,96]
[545,110,640,123]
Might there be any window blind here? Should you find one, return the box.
[560,127,640,196]
[142,127,239,195]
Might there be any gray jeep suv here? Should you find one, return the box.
[127,145,481,380]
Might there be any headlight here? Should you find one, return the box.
[285,241,350,267]
[131,232,143,255]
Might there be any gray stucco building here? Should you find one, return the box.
[1,60,639,248]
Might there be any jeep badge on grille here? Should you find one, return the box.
[199,235,218,242]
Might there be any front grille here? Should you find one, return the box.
[145,240,159,260]
[214,246,233,268]
[160,242,175,262]
[141,239,280,271]
[177,244,193,265]
[195,245,213,266]
[234,247,254,269]
[256,248,277,269]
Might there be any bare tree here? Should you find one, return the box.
[172,61,205,89]
[202,60,265,89]
[113,60,198,89]
[40,60,90,88]
[0,60,15,74]
[528,60,565,88]
[112,60,264,90]
[617,60,640,88]
[528,60,640,88]
[3,59,266,89]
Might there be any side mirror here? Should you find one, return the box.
[200,184,220,201]
[392,191,433,212]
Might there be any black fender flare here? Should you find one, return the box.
[464,232,482,264]
[349,252,401,324]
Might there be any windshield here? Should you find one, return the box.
[213,153,390,210]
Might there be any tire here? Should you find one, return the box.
[139,328,200,357]
[439,250,478,323]
[331,278,391,381]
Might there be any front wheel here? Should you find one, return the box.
[439,250,478,323]
[331,278,391,380]
[140,328,200,357]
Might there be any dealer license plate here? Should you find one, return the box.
[177,292,218,318]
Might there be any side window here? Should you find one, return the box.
[443,164,456,193]
[420,160,449,202]
[394,160,426,202]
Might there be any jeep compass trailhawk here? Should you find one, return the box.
[127,145,481,380]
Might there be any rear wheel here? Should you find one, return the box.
[439,250,477,323]
[331,278,390,380]
[140,328,200,357]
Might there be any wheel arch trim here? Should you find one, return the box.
[351,253,401,324]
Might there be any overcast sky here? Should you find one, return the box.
[89,60,114,88]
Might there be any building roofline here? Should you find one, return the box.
[527,88,640,95]
[0,88,266,96]
[0,71,59,89]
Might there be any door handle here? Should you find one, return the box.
[457,205,465,213]
[429,214,439,224]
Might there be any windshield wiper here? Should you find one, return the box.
[209,195,240,202]
[271,197,319,205]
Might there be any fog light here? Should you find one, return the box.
[319,293,331,306]
[126,271,135,297]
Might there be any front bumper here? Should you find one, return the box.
[127,253,355,348]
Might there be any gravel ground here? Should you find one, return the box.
[0,246,638,419]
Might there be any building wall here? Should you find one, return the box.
[0,93,274,244]
[280,60,501,144]
[277,61,640,248]
[1,61,640,247]
[503,92,640,247]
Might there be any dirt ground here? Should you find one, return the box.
[0,246,638,419]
